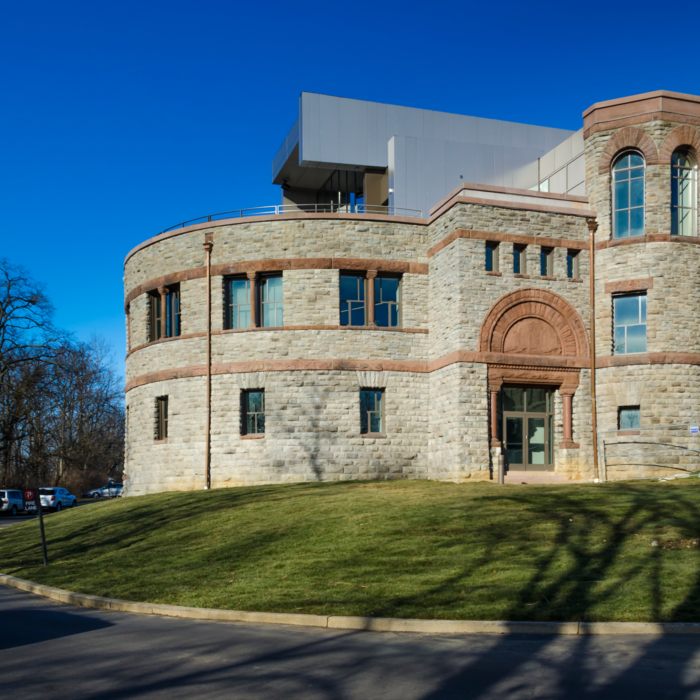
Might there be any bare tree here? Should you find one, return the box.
[0,259,124,492]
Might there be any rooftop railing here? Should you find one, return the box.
[160,203,424,234]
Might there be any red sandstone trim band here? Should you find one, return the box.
[604,278,653,294]
[125,258,429,305]
[125,351,700,393]
[126,326,429,357]
[428,229,590,258]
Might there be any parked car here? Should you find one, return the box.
[84,483,123,499]
[0,490,25,516]
[39,487,77,512]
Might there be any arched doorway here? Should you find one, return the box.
[479,289,589,471]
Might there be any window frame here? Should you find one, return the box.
[566,250,579,279]
[259,274,284,328]
[241,389,265,436]
[513,245,527,274]
[612,150,645,239]
[374,274,402,328]
[613,293,647,355]
[149,292,162,341]
[540,247,554,277]
[671,149,698,237]
[618,405,641,431]
[485,242,500,272]
[156,396,168,441]
[224,275,252,330]
[339,272,367,327]
[360,388,384,436]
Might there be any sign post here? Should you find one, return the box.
[25,489,48,566]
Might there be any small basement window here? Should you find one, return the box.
[618,406,640,430]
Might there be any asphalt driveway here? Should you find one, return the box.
[2,584,700,699]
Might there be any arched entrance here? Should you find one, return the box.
[479,289,589,470]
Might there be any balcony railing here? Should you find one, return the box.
[160,203,424,234]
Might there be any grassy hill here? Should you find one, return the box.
[2,479,700,622]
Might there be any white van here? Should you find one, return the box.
[0,490,25,516]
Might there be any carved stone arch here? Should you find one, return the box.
[597,126,659,174]
[658,125,700,165]
[479,288,589,359]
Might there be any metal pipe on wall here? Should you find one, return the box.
[587,218,600,481]
[203,239,214,489]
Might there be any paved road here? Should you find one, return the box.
[3,586,700,699]
[0,501,96,530]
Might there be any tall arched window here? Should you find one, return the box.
[671,150,697,236]
[613,152,645,238]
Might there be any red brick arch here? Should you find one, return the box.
[597,126,659,174]
[479,288,589,359]
[659,125,700,165]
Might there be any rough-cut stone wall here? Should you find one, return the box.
[428,363,489,481]
[126,377,206,494]
[283,269,339,326]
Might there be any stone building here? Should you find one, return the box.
[124,90,700,494]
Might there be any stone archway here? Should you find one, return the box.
[597,126,659,174]
[479,289,589,450]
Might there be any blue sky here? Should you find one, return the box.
[1,0,695,379]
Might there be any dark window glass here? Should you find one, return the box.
[540,248,553,276]
[619,406,641,430]
[360,389,383,434]
[149,293,162,341]
[671,150,697,236]
[614,294,647,354]
[261,277,283,327]
[243,390,265,435]
[156,396,168,439]
[374,277,400,327]
[485,242,499,272]
[513,246,526,274]
[502,387,524,412]
[566,250,579,279]
[340,274,366,326]
[226,278,251,329]
[166,286,180,338]
[613,152,645,238]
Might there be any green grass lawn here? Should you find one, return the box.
[2,479,700,622]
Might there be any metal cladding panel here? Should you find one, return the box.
[339,98,368,166]
[319,96,341,164]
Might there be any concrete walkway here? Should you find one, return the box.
[503,471,573,485]
[3,584,700,699]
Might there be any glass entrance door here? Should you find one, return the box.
[502,387,553,471]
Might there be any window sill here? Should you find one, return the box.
[361,433,387,439]
[568,277,584,283]
[485,271,502,276]
[541,275,557,281]
[617,430,640,436]
[514,273,530,279]
[241,434,265,440]
[154,439,168,445]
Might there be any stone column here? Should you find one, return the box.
[247,272,257,327]
[559,387,579,448]
[490,389,501,447]
[366,270,377,327]
[157,287,168,339]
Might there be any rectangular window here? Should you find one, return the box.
[485,242,500,272]
[261,276,283,327]
[149,287,180,340]
[360,389,384,435]
[149,292,162,341]
[540,247,554,276]
[614,294,647,354]
[166,285,180,338]
[225,277,251,329]
[374,276,400,327]
[242,390,265,435]
[567,250,579,279]
[618,406,641,430]
[340,274,366,326]
[156,396,168,440]
[513,245,527,274]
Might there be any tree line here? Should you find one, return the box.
[0,258,124,494]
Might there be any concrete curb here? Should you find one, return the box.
[4,573,700,635]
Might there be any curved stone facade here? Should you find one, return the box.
[124,91,700,493]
